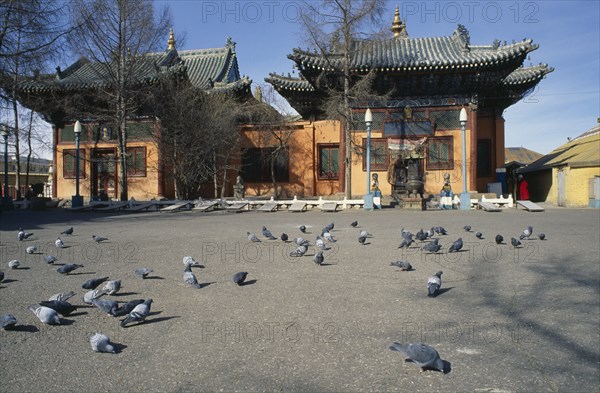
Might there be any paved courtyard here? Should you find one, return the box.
[0,206,599,392]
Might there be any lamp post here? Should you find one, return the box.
[363,108,374,210]
[2,125,13,210]
[71,120,84,208]
[459,107,470,210]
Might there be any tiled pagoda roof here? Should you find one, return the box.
[19,37,250,94]
[267,24,553,118]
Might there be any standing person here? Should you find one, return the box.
[518,175,530,200]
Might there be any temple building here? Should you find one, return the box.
[260,7,553,199]
[18,31,252,201]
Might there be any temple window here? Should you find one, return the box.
[426,137,453,170]
[318,144,339,179]
[241,147,289,182]
[362,138,389,171]
[126,147,147,177]
[63,149,86,178]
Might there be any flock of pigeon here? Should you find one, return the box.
[2,219,545,373]
[245,220,546,373]
[2,226,251,354]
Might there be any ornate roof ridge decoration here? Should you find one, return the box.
[503,63,554,85]
[167,27,176,50]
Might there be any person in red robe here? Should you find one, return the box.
[518,175,530,200]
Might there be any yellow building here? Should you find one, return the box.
[520,125,600,207]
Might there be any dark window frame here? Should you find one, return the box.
[63,149,86,179]
[126,146,147,177]
[317,144,340,180]
[426,137,454,170]
[241,147,289,183]
[362,138,389,171]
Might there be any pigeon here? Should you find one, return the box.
[463,225,472,232]
[390,261,412,271]
[92,235,108,243]
[82,276,109,290]
[183,265,202,288]
[61,227,74,235]
[289,244,308,257]
[495,234,504,244]
[398,238,414,249]
[324,222,334,232]
[520,226,533,240]
[448,238,463,253]
[232,272,248,285]
[134,268,153,279]
[427,271,443,297]
[415,229,428,241]
[359,230,370,238]
[183,256,202,268]
[538,233,546,241]
[434,226,447,235]
[83,289,108,304]
[262,226,277,240]
[39,300,77,317]
[389,342,445,373]
[101,280,121,295]
[0,314,17,330]
[89,333,116,353]
[358,235,367,244]
[315,236,326,250]
[299,225,307,233]
[350,221,358,227]
[475,232,483,239]
[8,260,20,269]
[113,299,145,317]
[323,231,336,243]
[91,299,119,315]
[57,263,83,274]
[120,298,152,327]
[425,227,435,239]
[48,291,76,302]
[511,237,522,248]
[55,237,64,248]
[0,270,4,283]
[26,245,37,254]
[294,237,309,246]
[44,255,58,264]
[28,304,60,325]
[247,232,261,242]
[422,241,441,254]
[18,228,33,241]
[313,251,324,265]
[280,233,289,242]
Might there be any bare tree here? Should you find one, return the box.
[67,0,171,201]
[0,0,71,198]
[298,0,387,198]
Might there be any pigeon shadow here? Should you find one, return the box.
[319,263,336,267]
[199,282,216,289]
[58,318,75,325]
[240,279,257,286]
[113,292,139,297]
[8,324,39,333]
[144,276,164,280]
[141,315,180,326]
[112,342,127,354]
[1,279,18,284]
[436,287,454,296]
[14,267,31,270]
[67,272,96,276]
[67,311,89,317]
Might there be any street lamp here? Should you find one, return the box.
[459,107,470,210]
[363,108,373,211]
[71,120,84,208]
[2,125,13,210]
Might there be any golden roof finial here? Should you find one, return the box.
[167,28,176,50]
[390,5,406,37]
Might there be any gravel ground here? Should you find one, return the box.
[0,206,599,393]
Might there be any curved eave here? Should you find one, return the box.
[265,73,315,92]
[502,64,554,85]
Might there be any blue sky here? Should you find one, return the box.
[160,0,599,155]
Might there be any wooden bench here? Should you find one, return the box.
[517,200,544,212]
[226,202,249,212]
[257,202,278,212]
[289,201,307,212]
[320,201,338,212]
